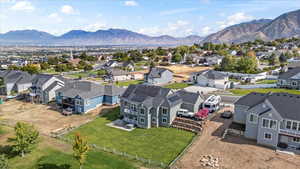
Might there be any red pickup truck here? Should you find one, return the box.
[194,108,209,121]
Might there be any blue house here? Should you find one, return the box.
[55,81,125,114]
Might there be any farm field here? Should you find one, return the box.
[65,108,195,165]
[229,88,300,95]
[0,126,138,169]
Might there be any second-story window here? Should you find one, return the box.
[140,108,145,115]
[249,114,258,124]
[286,121,292,129]
[160,107,168,115]
[131,104,137,112]
[292,121,298,130]
[262,118,277,130]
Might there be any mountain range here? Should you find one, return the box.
[203,9,300,43]
[0,29,203,46]
[2,9,300,46]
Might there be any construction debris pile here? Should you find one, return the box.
[200,155,220,169]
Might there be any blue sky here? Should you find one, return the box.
[0,0,300,37]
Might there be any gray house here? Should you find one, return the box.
[234,92,300,149]
[277,67,300,89]
[120,84,203,128]
[144,67,173,85]
[30,74,66,104]
[0,70,32,95]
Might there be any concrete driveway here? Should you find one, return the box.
[184,85,219,95]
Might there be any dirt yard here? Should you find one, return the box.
[174,114,300,169]
[159,65,211,82]
[0,100,115,135]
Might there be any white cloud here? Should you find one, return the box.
[11,1,34,11]
[84,22,107,32]
[0,0,14,3]
[201,26,213,35]
[217,12,254,29]
[48,13,62,23]
[61,5,77,15]
[124,1,138,6]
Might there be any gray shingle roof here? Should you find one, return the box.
[197,70,227,80]
[1,70,32,84]
[146,67,172,78]
[57,81,124,99]
[235,92,300,121]
[278,67,300,80]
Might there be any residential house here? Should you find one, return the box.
[277,67,300,89]
[122,61,135,72]
[29,74,67,104]
[56,81,125,114]
[234,92,300,149]
[0,70,32,95]
[190,70,230,89]
[120,84,203,128]
[144,67,173,85]
[105,68,131,82]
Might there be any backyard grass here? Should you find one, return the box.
[230,88,300,95]
[66,70,98,79]
[0,125,138,169]
[65,108,195,164]
[164,82,191,89]
[115,80,143,87]
[256,80,277,84]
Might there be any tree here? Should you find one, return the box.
[220,55,236,71]
[236,56,258,74]
[40,62,50,70]
[0,155,8,169]
[21,64,40,74]
[47,57,59,65]
[83,64,93,72]
[73,133,89,169]
[279,53,288,63]
[13,122,39,157]
[268,53,279,65]
[172,52,182,63]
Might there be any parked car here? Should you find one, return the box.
[221,111,233,119]
[194,108,209,121]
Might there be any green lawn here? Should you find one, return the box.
[256,80,277,84]
[0,125,138,169]
[115,80,143,87]
[65,108,195,164]
[67,70,98,79]
[164,83,190,89]
[230,88,300,95]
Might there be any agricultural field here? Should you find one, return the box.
[65,108,195,165]
[0,125,138,169]
[229,88,300,95]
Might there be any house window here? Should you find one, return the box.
[124,101,128,106]
[262,119,270,128]
[292,121,298,130]
[162,118,167,123]
[75,100,80,105]
[249,114,258,124]
[160,107,168,115]
[140,108,145,115]
[286,121,292,129]
[262,118,277,130]
[152,118,156,122]
[292,81,297,86]
[270,120,277,130]
[140,118,145,124]
[293,137,300,143]
[264,133,272,140]
[131,104,137,112]
[298,123,300,131]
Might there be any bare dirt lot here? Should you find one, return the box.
[159,65,211,82]
[0,100,115,135]
[174,114,300,169]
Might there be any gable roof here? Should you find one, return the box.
[196,70,227,80]
[235,92,300,121]
[278,67,300,80]
[146,67,172,79]
[0,70,32,84]
[57,81,124,99]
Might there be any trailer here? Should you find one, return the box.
[203,95,221,113]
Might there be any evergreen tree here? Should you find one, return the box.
[73,133,89,169]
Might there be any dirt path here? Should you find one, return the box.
[174,114,300,169]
